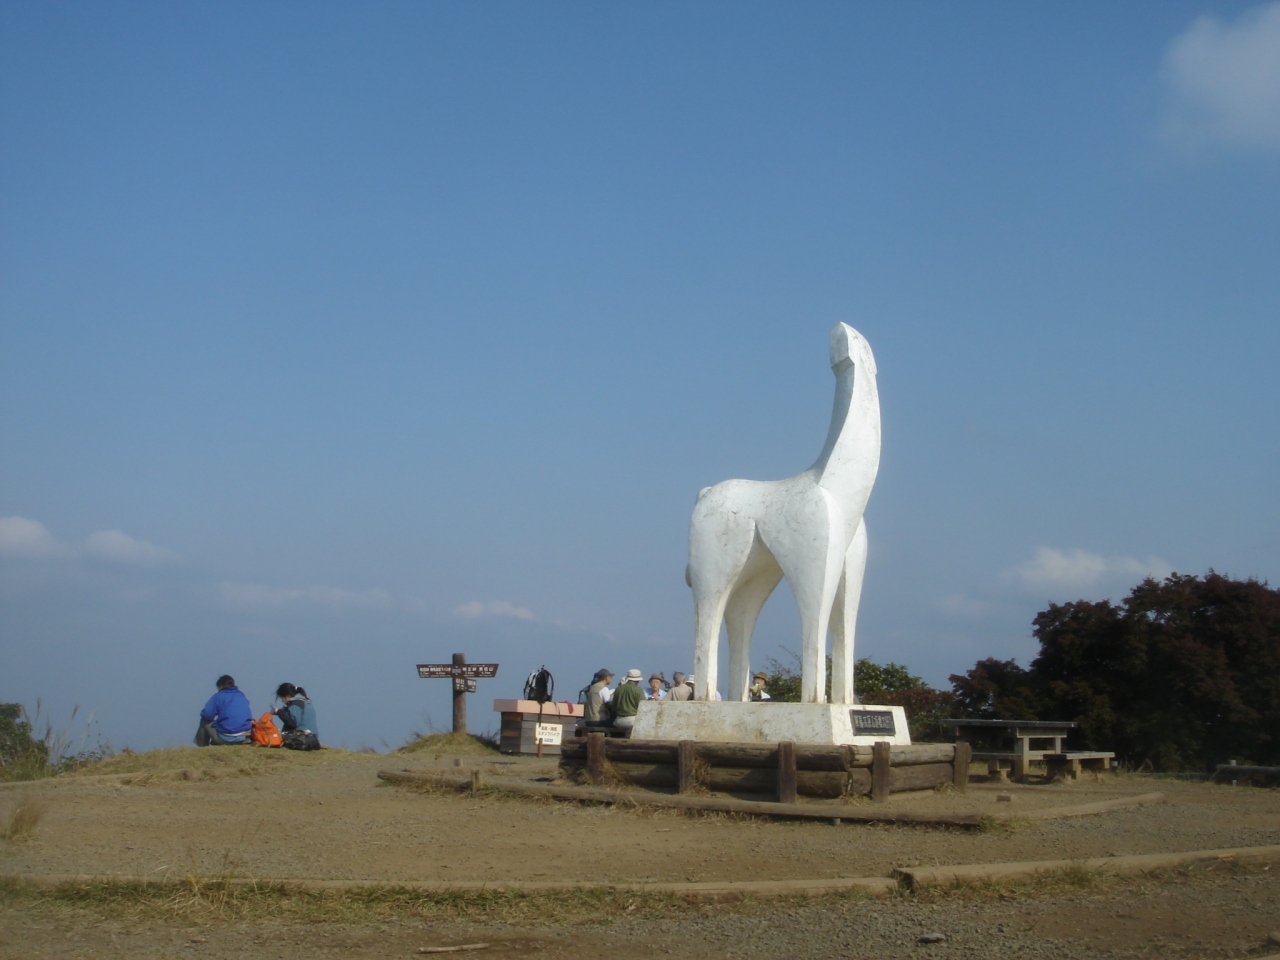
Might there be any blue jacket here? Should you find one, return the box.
[200,686,253,737]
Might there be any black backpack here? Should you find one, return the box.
[524,666,554,704]
[282,729,320,751]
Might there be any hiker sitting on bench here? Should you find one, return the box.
[583,669,614,729]
[195,675,253,746]
[609,669,646,734]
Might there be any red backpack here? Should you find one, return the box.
[251,712,283,747]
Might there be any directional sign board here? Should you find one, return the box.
[452,677,478,693]
[418,663,499,679]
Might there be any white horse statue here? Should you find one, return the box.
[686,323,880,704]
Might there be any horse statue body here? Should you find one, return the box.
[687,323,880,704]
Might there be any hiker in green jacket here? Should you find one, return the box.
[610,669,646,735]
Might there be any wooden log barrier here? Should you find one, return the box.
[558,738,959,799]
[560,760,920,799]
[558,738,956,770]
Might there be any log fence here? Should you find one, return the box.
[561,736,970,802]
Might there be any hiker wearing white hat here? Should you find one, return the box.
[610,669,646,734]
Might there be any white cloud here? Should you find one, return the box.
[1159,1,1280,150]
[82,529,176,565]
[0,516,73,559]
[453,599,536,621]
[219,581,394,610]
[0,516,175,564]
[999,547,1171,596]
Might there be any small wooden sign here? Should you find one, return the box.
[851,709,896,736]
[418,663,499,679]
[534,723,563,746]
[453,677,478,693]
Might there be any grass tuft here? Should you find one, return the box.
[398,731,500,756]
[3,793,45,840]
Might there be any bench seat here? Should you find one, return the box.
[1044,751,1115,780]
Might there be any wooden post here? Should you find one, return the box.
[587,732,606,785]
[677,740,697,794]
[871,740,891,803]
[777,741,798,804]
[452,652,467,734]
[953,741,971,794]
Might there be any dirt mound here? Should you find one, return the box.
[398,732,500,757]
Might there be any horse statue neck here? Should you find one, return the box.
[810,328,881,500]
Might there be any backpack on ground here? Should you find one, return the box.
[282,729,320,751]
[250,712,283,747]
[523,666,554,704]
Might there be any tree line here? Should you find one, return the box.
[767,572,1280,771]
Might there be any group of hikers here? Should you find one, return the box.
[580,667,771,734]
[196,675,321,750]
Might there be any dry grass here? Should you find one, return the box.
[0,876,704,925]
[66,745,361,782]
[2,794,44,840]
[899,855,1271,905]
[3,858,1264,926]
[398,732,501,757]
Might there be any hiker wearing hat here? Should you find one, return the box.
[610,669,646,734]
[667,671,693,702]
[749,671,772,701]
[646,672,668,701]
[583,669,614,728]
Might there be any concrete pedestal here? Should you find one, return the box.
[630,701,911,746]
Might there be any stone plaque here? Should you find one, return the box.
[850,709,896,736]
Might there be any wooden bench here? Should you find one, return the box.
[1044,752,1115,781]
[942,719,1077,782]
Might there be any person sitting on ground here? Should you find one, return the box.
[195,674,253,746]
[667,671,692,701]
[273,683,320,741]
[610,668,646,734]
[583,669,614,728]
[646,672,668,701]
[749,671,772,701]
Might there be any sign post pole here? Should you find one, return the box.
[416,657,498,734]
[452,652,466,734]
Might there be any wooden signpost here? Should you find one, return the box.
[416,653,499,733]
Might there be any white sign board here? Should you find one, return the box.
[535,722,563,746]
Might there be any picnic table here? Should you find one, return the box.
[939,718,1110,781]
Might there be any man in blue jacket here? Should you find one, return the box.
[195,675,253,746]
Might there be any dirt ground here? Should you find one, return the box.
[2,746,1279,958]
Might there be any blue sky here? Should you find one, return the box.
[2,1,1278,752]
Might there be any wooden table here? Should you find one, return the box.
[940,718,1078,781]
